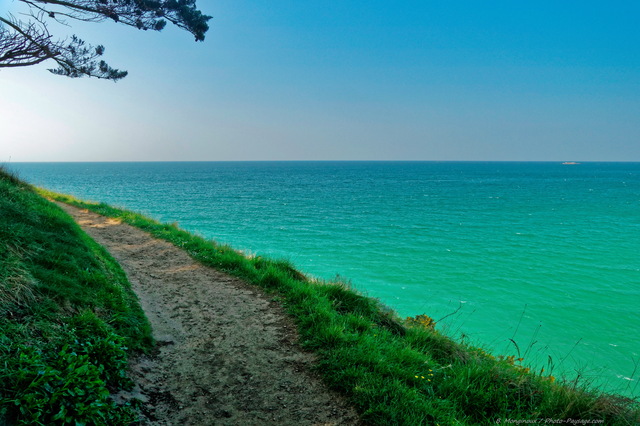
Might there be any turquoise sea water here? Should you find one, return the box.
[7,161,640,397]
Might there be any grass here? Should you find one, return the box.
[37,186,640,425]
[0,168,153,425]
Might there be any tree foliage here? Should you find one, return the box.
[0,1,211,81]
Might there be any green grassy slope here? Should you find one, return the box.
[41,188,639,425]
[0,168,153,425]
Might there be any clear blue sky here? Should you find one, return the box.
[1,0,639,161]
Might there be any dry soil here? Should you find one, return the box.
[57,202,360,426]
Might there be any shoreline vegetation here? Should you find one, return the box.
[1,167,639,424]
[0,167,153,424]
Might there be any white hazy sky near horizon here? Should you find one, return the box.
[1,0,640,162]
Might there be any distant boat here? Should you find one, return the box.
[562,161,580,165]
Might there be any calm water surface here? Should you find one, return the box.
[8,161,640,396]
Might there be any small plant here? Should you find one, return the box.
[406,314,437,330]
[0,344,135,425]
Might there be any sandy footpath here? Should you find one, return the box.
[57,203,360,425]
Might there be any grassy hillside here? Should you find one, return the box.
[0,168,153,425]
[40,188,639,424]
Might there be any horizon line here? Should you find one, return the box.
[4,159,640,164]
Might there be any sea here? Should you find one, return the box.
[6,161,639,397]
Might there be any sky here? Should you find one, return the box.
[1,0,639,162]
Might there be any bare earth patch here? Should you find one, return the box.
[57,203,360,425]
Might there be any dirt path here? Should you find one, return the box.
[57,203,360,426]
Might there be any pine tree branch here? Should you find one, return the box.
[0,0,210,79]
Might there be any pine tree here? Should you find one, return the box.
[0,0,211,81]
